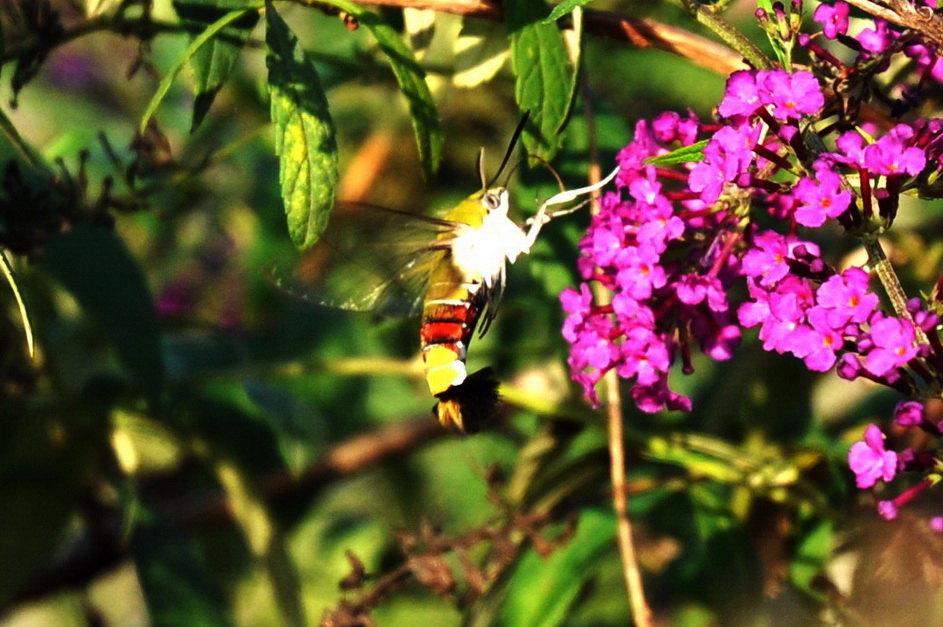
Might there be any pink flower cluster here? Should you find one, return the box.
[848,400,942,521]
[562,67,936,413]
[561,111,741,413]
[561,2,943,521]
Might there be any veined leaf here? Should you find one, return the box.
[453,17,510,89]
[265,2,338,250]
[545,0,596,23]
[173,0,261,132]
[324,0,443,177]
[645,139,709,165]
[507,0,572,161]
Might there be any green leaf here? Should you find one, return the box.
[500,508,616,627]
[453,17,510,89]
[544,0,596,23]
[645,139,708,166]
[507,0,573,161]
[41,224,165,406]
[140,7,257,135]
[324,0,443,177]
[265,2,339,250]
[132,506,234,627]
[173,0,261,132]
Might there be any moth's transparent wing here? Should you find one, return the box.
[271,203,457,318]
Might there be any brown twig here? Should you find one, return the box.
[343,0,746,76]
[177,417,446,529]
[843,0,943,48]
[1,0,744,85]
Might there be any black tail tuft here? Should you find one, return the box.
[433,367,500,433]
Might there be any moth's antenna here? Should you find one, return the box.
[486,111,530,189]
[516,153,565,192]
[477,147,487,190]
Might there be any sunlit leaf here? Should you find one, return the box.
[645,139,708,165]
[111,409,184,474]
[324,0,443,177]
[544,0,596,22]
[41,224,165,407]
[507,0,573,161]
[173,0,261,131]
[453,17,510,89]
[265,1,338,250]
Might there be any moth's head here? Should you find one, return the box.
[478,187,509,216]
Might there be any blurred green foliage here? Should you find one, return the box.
[0,0,941,625]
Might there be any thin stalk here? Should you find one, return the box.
[582,82,653,627]
[864,234,929,345]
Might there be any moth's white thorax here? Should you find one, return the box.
[450,189,530,287]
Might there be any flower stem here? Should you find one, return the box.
[680,0,774,70]
[582,81,653,627]
[864,234,929,345]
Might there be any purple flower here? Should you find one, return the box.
[799,308,841,371]
[616,328,670,385]
[858,19,897,55]
[894,400,925,427]
[863,315,919,376]
[877,500,898,520]
[718,70,761,118]
[689,123,761,203]
[862,125,927,176]
[814,2,850,39]
[759,71,825,120]
[848,424,898,488]
[740,231,815,287]
[792,164,853,227]
[814,268,878,328]
[835,132,867,166]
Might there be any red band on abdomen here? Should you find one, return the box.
[421,321,465,344]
